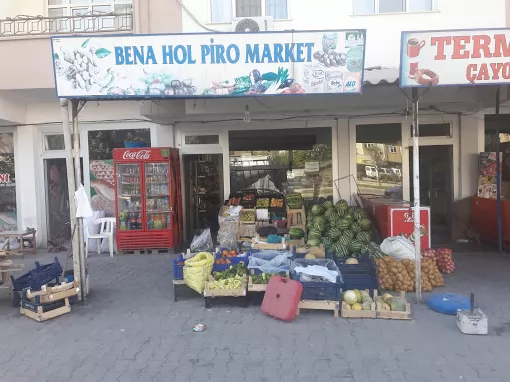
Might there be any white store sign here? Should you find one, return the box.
[51,30,366,99]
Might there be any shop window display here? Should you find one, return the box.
[0,133,16,232]
[88,129,150,217]
[356,124,403,199]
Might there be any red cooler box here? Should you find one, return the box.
[262,276,303,322]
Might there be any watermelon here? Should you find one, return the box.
[350,239,364,252]
[308,229,322,239]
[324,208,336,220]
[323,200,334,210]
[328,227,341,241]
[335,199,348,212]
[311,205,323,216]
[338,219,351,230]
[322,237,333,248]
[351,221,362,233]
[338,234,351,246]
[289,228,305,239]
[359,218,372,230]
[285,193,303,209]
[356,231,371,243]
[352,209,367,221]
[343,229,355,239]
[336,243,350,257]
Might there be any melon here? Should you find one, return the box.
[388,297,407,312]
[362,295,373,304]
[345,258,359,265]
[304,253,316,259]
[351,303,362,311]
[307,238,321,247]
[381,293,393,302]
[362,302,372,311]
[342,290,358,305]
[353,289,362,303]
[343,304,351,310]
[311,205,323,216]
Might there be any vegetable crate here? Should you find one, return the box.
[373,290,411,320]
[203,275,248,308]
[248,271,289,292]
[333,253,376,275]
[251,236,287,250]
[340,289,377,319]
[213,253,248,272]
[291,259,342,301]
[341,274,379,292]
[240,209,256,224]
[237,224,257,242]
[20,298,71,322]
[296,300,340,318]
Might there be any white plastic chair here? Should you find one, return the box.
[86,218,116,258]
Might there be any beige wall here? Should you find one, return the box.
[0,0,182,93]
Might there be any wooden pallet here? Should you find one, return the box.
[20,298,71,322]
[373,291,412,320]
[341,289,377,319]
[296,300,340,318]
[121,248,172,255]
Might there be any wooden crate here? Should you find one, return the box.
[296,300,340,318]
[287,208,306,228]
[247,271,289,293]
[203,276,247,298]
[238,224,257,241]
[340,289,377,318]
[240,209,256,224]
[27,280,79,304]
[373,291,412,320]
[251,236,287,250]
[20,298,71,322]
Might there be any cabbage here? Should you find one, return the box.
[342,290,358,305]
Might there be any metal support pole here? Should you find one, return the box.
[60,99,82,300]
[412,87,422,303]
[71,100,87,303]
[496,87,502,253]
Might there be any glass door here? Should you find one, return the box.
[145,162,170,230]
[116,163,142,231]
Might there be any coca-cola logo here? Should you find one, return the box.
[122,150,151,160]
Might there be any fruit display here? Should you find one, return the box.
[221,249,239,257]
[285,193,303,209]
[375,292,406,312]
[240,210,255,222]
[208,275,245,289]
[228,196,241,205]
[342,289,373,310]
[421,248,437,261]
[436,247,455,274]
[251,273,288,284]
[213,264,246,279]
[306,199,383,258]
[270,198,284,208]
[256,198,270,208]
[288,227,305,240]
[375,256,444,292]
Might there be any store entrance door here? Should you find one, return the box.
[45,159,71,247]
[182,154,223,244]
[409,145,453,246]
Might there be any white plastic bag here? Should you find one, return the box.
[380,236,417,260]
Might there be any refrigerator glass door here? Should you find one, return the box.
[116,163,142,231]
[145,162,170,230]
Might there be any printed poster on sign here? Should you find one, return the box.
[477,152,501,199]
[51,30,366,98]
[400,28,510,87]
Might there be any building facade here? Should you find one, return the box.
[0,0,507,246]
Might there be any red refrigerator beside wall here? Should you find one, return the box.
[113,147,182,250]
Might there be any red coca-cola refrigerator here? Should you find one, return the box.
[113,147,183,250]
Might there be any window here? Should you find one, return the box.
[211,0,288,22]
[388,145,398,153]
[353,0,433,15]
[47,0,132,31]
[44,134,66,151]
[364,143,376,148]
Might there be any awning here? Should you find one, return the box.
[363,67,399,86]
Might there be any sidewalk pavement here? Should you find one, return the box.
[0,251,509,382]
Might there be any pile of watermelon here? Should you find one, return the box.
[306,199,384,258]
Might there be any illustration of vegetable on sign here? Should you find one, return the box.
[54,38,115,93]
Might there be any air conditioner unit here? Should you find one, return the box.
[232,16,273,32]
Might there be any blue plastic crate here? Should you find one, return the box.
[290,258,343,301]
[213,252,248,272]
[11,257,63,292]
[341,274,379,292]
[173,254,185,280]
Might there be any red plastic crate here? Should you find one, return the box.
[261,276,303,322]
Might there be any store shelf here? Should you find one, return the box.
[147,210,171,213]
[147,194,169,197]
